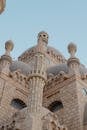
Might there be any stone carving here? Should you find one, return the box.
[38,31,49,44]
[42,113,67,130]
[0,32,86,130]
[45,71,69,91]
[9,70,29,88]
[18,46,66,64]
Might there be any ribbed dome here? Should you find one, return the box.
[10,61,31,75]
[18,45,65,61]
[47,46,65,58]
[47,63,68,76]
[47,63,87,76]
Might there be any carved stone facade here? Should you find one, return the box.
[0,32,87,130]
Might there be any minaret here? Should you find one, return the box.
[0,0,6,14]
[67,42,80,75]
[25,31,48,130]
[0,40,14,75]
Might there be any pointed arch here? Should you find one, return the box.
[48,101,63,112]
[11,98,27,110]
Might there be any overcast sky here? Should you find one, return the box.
[0,0,87,66]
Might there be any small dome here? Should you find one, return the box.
[79,64,87,75]
[47,46,65,58]
[47,63,87,76]
[10,61,31,75]
[47,63,68,76]
[18,45,65,62]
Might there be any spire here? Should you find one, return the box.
[67,42,80,75]
[0,40,14,75]
[5,40,14,56]
[25,32,48,130]
[27,31,48,112]
[36,31,49,53]
[37,31,49,44]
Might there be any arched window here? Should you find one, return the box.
[11,99,27,110]
[48,101,63,112]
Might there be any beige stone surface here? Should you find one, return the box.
[0,32,87,130]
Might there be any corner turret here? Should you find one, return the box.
[67,42,80,75]
[0,40,14,75]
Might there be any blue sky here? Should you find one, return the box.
[0,0,87,65]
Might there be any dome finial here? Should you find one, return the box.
[5,40,14,55]
[68,42,77,57]
[67,42,80,75]
[37,31,49,44]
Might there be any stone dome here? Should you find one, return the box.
[21,45,65,57]
[47,63,87,76]
[10,44,66,76]
[47,63,68,76]
[10,61,31,75]
[79,64,87,75]
[18,45,66,63]
[47,46,65,58]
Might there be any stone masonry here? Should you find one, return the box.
[0,32,87,130]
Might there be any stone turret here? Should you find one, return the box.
[25,31,48,130]
[67,42,80,75]
[37,31,49,52]
[0,40,14,75]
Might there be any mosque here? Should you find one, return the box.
[0,1,87,130]
[0,31,87,130]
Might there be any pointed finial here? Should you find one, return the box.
[5,40,14,55]
[68,42,77,57]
